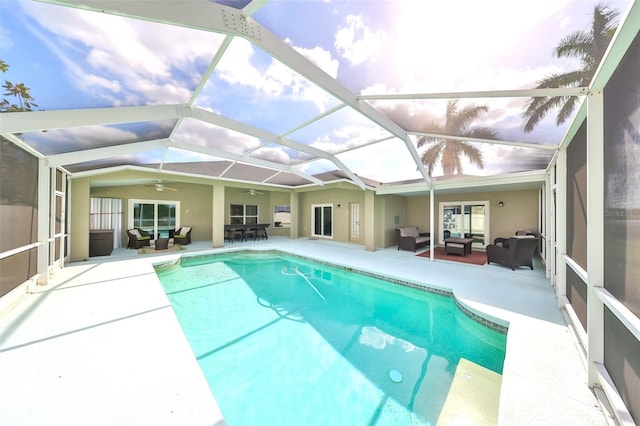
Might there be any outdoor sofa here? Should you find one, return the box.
[395,226,430,252]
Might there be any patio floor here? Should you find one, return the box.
[0,237,612,425]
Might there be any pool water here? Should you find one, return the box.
[156,251,507,425]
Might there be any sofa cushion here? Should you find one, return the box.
[129,228,141,238]
[415,236,429,244]
[399,227,419,238]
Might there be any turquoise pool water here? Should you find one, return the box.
[156,250,507,425]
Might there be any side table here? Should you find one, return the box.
[154,238,169,250]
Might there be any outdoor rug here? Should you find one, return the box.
[138,245,187,255]
[416,246,487,265]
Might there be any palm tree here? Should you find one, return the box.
[417,100,498,176]
[1,60,39,112]
[522,2,619,132]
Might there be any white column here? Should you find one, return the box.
[429,187,434,261]
[556,148,567,300]
[543,171,552,280]
[364,190,375,251]
[212,184,225,247]
[586,90,605,386]
[289,192,299,239]
[36,159,50,285]
[59,172,68,268]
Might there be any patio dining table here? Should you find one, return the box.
[224,224,270,242]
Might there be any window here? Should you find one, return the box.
[129,199,179,238]
[312,204,333,238]
[440,201,489,246]
[273,205,291,228]
[230,204,258,224]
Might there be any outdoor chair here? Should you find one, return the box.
[173,226,192,245]
[395,226,430,252]
[486,236,539,270]
[494,231,537,248]
[127,228,151,249]
[244,226,259,241]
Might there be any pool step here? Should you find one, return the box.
[437,358,502,426]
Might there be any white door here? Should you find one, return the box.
[350,203,360,242]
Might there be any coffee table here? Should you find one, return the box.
[444,237,473,256]
[154,238,169,250]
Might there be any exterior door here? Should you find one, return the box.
[440,201,489,247]
[129,199,179,239]
[350,202,360,242]
[311,204,333,238]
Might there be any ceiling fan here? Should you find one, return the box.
[146,182,178,192]
[245,189,264,195]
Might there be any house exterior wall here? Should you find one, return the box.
[296,185,366,242]
[376,194,406,248]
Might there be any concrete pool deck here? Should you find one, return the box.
[0,237,612,425]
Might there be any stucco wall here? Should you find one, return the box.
[297,186,366,243]
[379,195,407,248]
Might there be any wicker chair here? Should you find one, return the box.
[173,226,192,245]
[127,228,151,249]
[486,237,539,270]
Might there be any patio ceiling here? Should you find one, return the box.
[0,0,637,191]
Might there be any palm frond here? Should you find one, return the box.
[523,96,570,132]
[556,32,592,60]
[465,127,499,141]
[421,143,445,176]
[458,142,484,169]
[522,3,620,133]
[556,96,581,126]
[454,105,490,133]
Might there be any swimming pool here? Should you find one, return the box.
[156,250,507,425]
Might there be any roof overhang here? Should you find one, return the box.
[375,170,546,197]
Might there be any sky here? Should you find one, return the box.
[0,0,634,183]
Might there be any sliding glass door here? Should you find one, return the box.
[312,204,333,238]
[440,201,489,246]
[129,199,179,239]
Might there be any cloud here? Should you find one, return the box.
[173,118,261,155]
[21,2,223,106]
[334,14,385,66]
[0,25,14,53]
[291,42,339,78]
[215,38,337,113]
[336,138,423,183]
[22,124,139,155]
[481,144,554,174]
